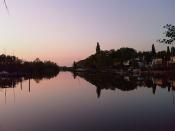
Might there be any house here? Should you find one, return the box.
[152,58,163,65]
[172,80,175,87]
[123,60,130,66]
[132,58,145,68]
[154,78,163,86]
[169,56,175,64]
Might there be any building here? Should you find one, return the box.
[169,56,175,64]
[152,58,163,65]
[123,60,130,66]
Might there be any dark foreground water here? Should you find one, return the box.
[0,72,175,131]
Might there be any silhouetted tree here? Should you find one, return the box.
[96,87,101,98]
[34,58,41,63]
[96,42,101,54]
[73,61,77,69]
[114,47,137,61]
[167,46,171,61]
[171,47,175,55]
[152,44,156,58]
[0,54,59,74]
[159,24,175,45]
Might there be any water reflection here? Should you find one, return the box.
[0,72,58,89]
[0,72,59,104]
[75,72,175,99]
[1,71,175,99]
[0,72,175,131]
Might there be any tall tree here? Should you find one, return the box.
[152,44,156,58]
[167,46,171,61]
[73,61,77,69]
[159,24,175,45]
[171,47,175,55]
[96,42,101,54]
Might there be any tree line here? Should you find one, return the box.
[0,54,59,75]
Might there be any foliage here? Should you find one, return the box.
[152,44,156,58]
[112,47,137,61]
[159,24,175,45]
[0,54,59,74]
[76,47,137,69]
[167,46,171,61]
[73,61,77,69]
[96,42,101,54]
[171,47,175,55]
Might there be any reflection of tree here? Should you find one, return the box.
[0,72,59,89]
[76,72,175,98]
[77,72,137,98]
[72,71,78,79]
[0,72,59,104]
[152,84,157,94]
[0,77,22,88]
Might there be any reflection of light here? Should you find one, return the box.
[154,79,163,86]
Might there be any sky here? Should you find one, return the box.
[0,0,175,66]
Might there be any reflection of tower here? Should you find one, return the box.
[152,84,156,94]
[29,78,31,93]
[96,87,101,98]
[73,72,77,79]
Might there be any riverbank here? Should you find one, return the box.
[70,68,175,79]
[141,70,175,78]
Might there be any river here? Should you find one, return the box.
[0,72,174,131]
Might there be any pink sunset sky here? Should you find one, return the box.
[0,0,174,66]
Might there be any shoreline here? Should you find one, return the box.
[70,68,175,78]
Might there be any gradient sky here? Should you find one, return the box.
[0,0,175,66]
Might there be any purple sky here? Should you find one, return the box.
[0,0,175,66]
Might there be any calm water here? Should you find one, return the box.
[0,72,175,131]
